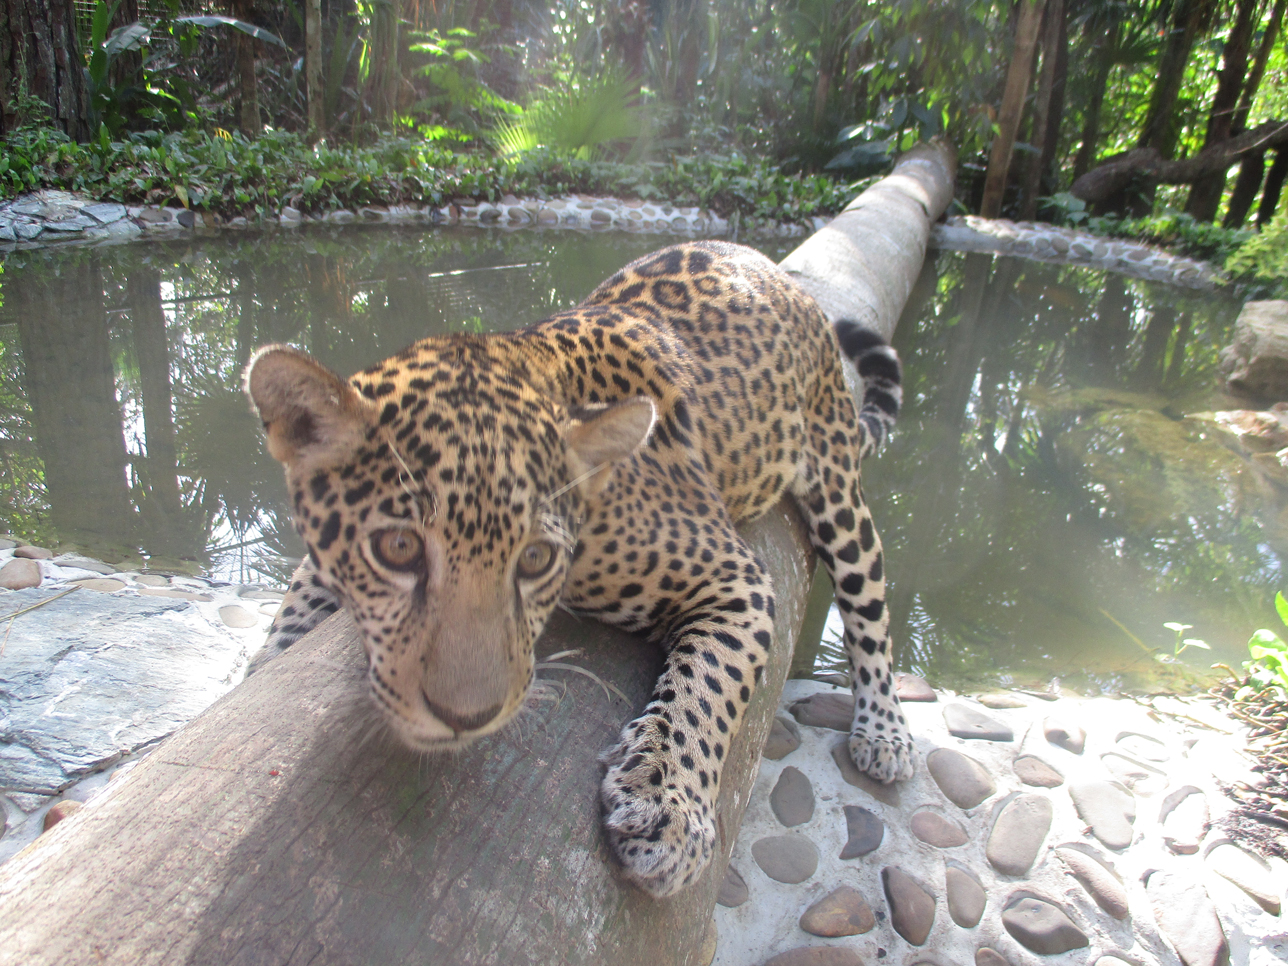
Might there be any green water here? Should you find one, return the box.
[0,230,1267,691]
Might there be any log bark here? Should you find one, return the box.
[0,0,91,139]
[0,145,957,966]
[1070,119,1288,204]
[1259,148,1288,226]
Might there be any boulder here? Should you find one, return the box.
[1219,300,1288,399]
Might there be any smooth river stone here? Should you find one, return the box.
[1207,843,1282,914]
[1043,715,1086,754]
[1146,869,1230,966]
[41,799,83,831]
[830,741,901,806]
[946,866,986,927]
[987,794,1052,875]
[1160,785,1208,854]
[895,672,936,701]
[1116,731,1169,762]
[1069,781,1136,850]
[1001,896,1088,955]
[974,950,1010,966]
[799,885,876,937]
[218,605,259,629]
[134,574,170,586]
[979,692,1027,709]
[751,834,819,884]
[1013,754,1064,788]
[882,867,936,945]
[717,864,748,907]
[70,578,126,593]
[0,557,41,590]
[762,948,866,966]
[770,766,815,827]
[1057,847,1129,919]
[910,810,968,847]
[763,714,802,759]
[13,545,53,560]
[927,748,995,808]
[840,805,884,859]
[791,692,854,731]
[1101,752,1167,795]
[943,704,1014,741]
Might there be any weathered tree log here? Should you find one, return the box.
[1071,119,1288,205]
[0,144,956,966]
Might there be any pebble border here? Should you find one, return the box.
[0,189,1222,291]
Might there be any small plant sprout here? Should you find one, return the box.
[1241,592,1288,697]
[1162,621,1211,660]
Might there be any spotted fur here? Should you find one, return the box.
[244,241,911,897]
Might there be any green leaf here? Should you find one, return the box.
[1274,591,1288,628]
[1181,638,1210,650]
[174,15,288,48]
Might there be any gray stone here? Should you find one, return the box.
[134,574,170,586]
[175,209,196,228]
[1013,754,1064,787]
[0,558,41,590]
[0,538,17,550]
[1219,300,1288,398]
[946,866,986,927]
[1101,751,1166,795]
[1146,869,1230,966]
[0,222,15,242]
[81,202,127,224]
[137,587,213,602]
[751,834,819,884]
[987,794,1052,875]
[978,692,1027,709]
[975,949,1010,966]
[0,587,246,794]
[716,863,748,907]
[1207,843,1282,914]
[327,210,355,224]
[895,672,936,701]
[840,805,884,859]
[791,692,853,730]
[69,578,127,593]
[15,222,44,240]
[910,810,968,847]
[882,867,935,945]
[52,554,116,574]
[1160,785,1208,854]
[927,747,995,808]
[1116,732,1168,762]
[770,766,815,827]
[1043,715,1086,754]
[763,714,802,760]
[14,545,53,559]
[1002,896,1088,955]
[799,885,875,937]
[943,703,1014,741]
[218,605,259,629]
[43,216,95,233]
[761,948,866,966]
[830,741,900,806]
[1069,781,1135,850]
[1057,847,1129,919]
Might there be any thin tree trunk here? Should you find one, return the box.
[1233,0,1285,134]
[306,0,323,140]
[0,0,91,139]
[366,0,403,124]
[1137,0,1216,157]
[233,0,261,137]
[1019,0,1064,219]
[1185,0,1260,221]
[1223,151,1265,227]
[1072,27,1116,180]
[981,0,1046,218]
[1259,148,1288,225]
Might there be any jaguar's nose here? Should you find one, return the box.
[421,692,504,734]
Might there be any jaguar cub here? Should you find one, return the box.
[245,241,911,897]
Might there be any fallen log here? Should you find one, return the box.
[1071,119,1288,205]
[0,140,956,966]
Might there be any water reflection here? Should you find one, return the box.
[0,231,1270,689]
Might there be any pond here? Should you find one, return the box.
[0,228,1270,693]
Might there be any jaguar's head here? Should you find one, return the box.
[245,341,655,749]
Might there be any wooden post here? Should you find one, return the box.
[0,144,957,966]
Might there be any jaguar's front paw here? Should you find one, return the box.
[599,722,716,898]
[849,728,915,783]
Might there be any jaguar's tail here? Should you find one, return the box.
[834,319,902,457]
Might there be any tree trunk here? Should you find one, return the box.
[365,0,402,125]
[1071,119,1288,203]
[1072,25,1116,180]
[233,0,261,137]
[1223,151,1265,227]
[1185,0,1259,221]
[1019,0,1064,219]
[0,0,91,139]
[980,0,1046,218]
[306,0,323,140]
[1137,0,1216,157]
[1232,0,1285,134]
[1259,148,1288,225]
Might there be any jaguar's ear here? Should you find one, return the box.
[245,345,375,472]
[566,396,656,497]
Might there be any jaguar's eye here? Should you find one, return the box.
[516,540,557,579]
[372,528,424,571]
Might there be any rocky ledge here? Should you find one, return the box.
[713,678,1285,966]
